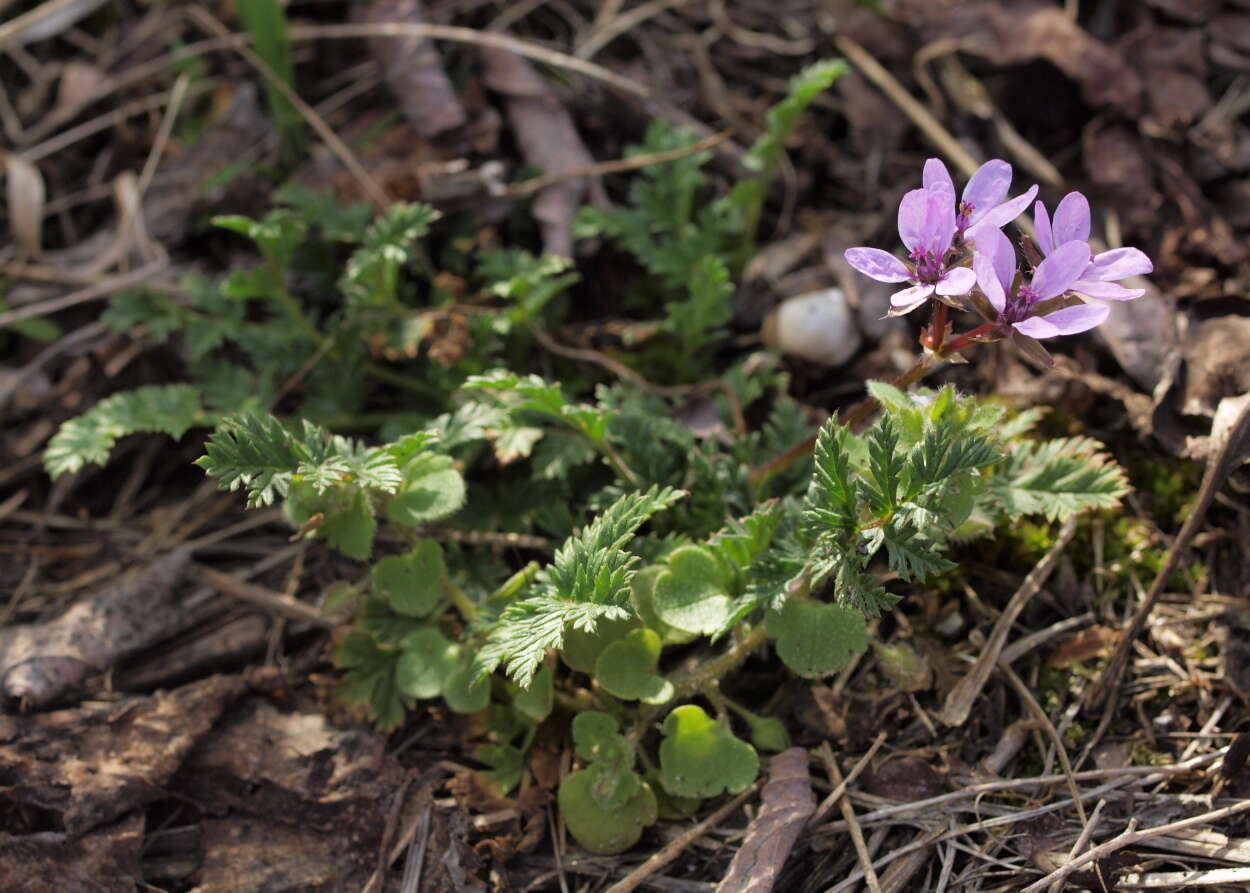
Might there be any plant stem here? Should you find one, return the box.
[488,561,541,604]
[594,435,641,490]
[441,575,477,622]
[269,278,324,345]
[668,623,769,702]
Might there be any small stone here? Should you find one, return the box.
[761,287,862,367]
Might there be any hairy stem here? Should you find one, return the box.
[441,575,477,622]
[668,623,769,702]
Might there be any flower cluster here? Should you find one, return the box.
[844,158,1152,357]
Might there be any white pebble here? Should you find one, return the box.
[761,288,862,367]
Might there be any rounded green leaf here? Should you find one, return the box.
[443,656,490,714]
[385,455,466,526]
[630,565,696,646]
[561,615,641,674]
[512,665,554,721]
[766,599,868,679]
[646,770,702,819]
[651,546,733,636]
[372,540,445,617]
[659,705,759,798]
[288,484,376,560]
[595,629,674,705]
[746,715,790,753]
[572,710,622,763]
[395,627,457,700]
[559,770,657,855]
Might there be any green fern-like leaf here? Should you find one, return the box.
[477,598,633,689]
[543,486,685,606]
[464,371,616,445]
[45,384,204,479]
[340,203,439,310]
[722,58,846,244]
[863,415,905,518]
[880,522,956,581]
[989,436,1129,522]
[477,486,684,686]
[667,255,733,356]
[803,417,860,535]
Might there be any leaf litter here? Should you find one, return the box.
[5,0,1250,891]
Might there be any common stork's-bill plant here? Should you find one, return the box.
[42,60,1143,854]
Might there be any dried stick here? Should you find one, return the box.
[833,35,980,178]
[812,748,1225,836]
[808,733,887,828]
[288,23,648,97]
[1052,799,1106,893]
[1020,798,1250,893]
[192,564,337,629]
[716,748,815,892]
[828,757,883,893]
[503,130,732,198]
[938,517,1077,726]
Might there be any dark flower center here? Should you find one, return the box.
[908,247,943,282]
[1004,284,1040,323]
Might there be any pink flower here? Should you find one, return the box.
[924,158,1038,237]
[973,227,1109,339]
[1033,192,1153,301]
[844,187,976,317]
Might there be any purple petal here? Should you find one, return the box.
[962,160,1011,224]
[888,283,935,315]
[897,188,954,257]
[1085,247,1153,281]
[935,266,976,296]
[969,225,1016,312]
[975,185,1039,230]
[1051,192,1091,245]
[972,244,1007,313]
[1032,240,1091,300]
[1073,279,1145,301]
[1012,303,1109,339]
[844,247,913,283]
[1033,200,1053,255]
[922,158,954,195]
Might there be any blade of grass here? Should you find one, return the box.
[236,0,304,161]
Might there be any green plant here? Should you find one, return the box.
[191,376,1124,853]
[43,190,581,479]
[574,60,845,379]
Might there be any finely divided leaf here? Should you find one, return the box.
[46,384,204,478]
[989,436,1128,521]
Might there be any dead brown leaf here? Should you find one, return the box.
[4,152,45,259]
[193,817,377,893]
[481,47,598,258]
[357,0,467,139]
[927,2,1141,113]
[1048,625,1120,669]
[0,674,244,836]
[175,696,402,826]
[716,747,815,893]
[862,756,944,802]
[1180,316,1250,418]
